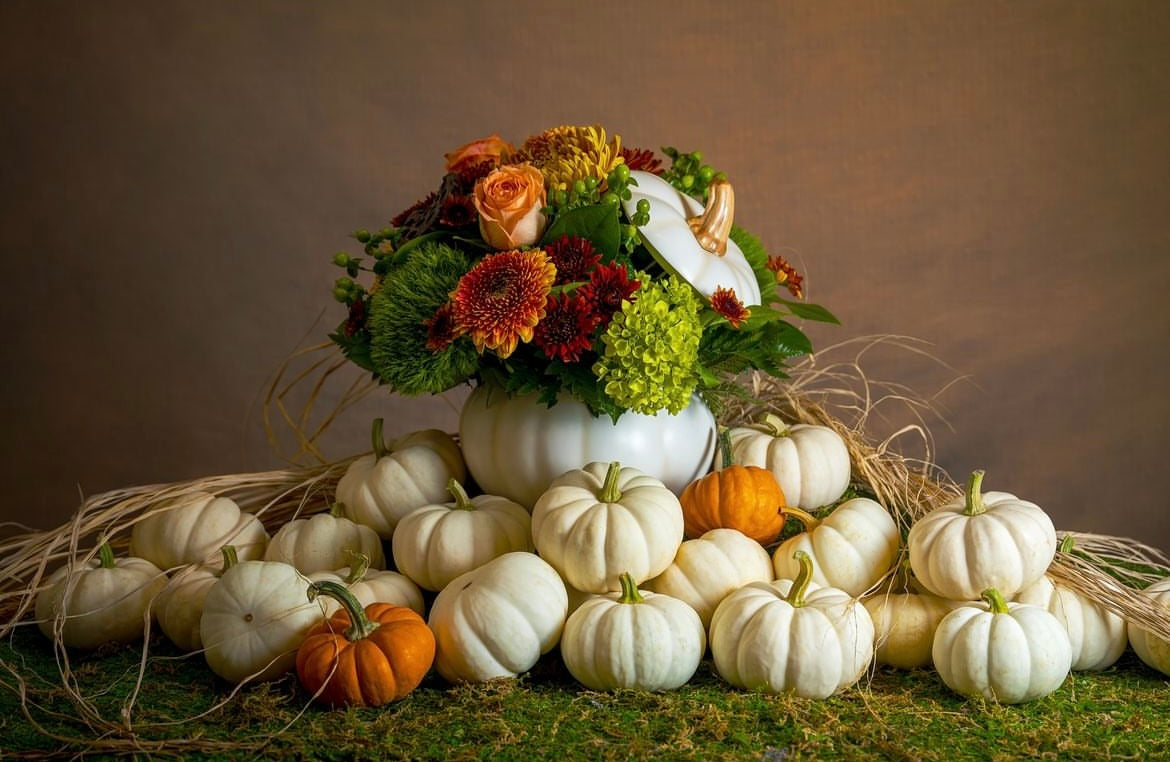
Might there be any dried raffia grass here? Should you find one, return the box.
[2,334,1170,754]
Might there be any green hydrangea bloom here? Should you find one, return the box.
[593,273,702,415]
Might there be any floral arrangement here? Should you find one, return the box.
[328,124,837,420]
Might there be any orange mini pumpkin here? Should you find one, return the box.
[680,432,786,544]
[296,580,435,707]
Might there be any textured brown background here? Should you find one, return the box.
[2,1,1168,550]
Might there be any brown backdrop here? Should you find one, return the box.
[3,1,1168,551]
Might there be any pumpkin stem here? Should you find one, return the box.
[371,418,389,460]
[962,470,988,516]
[785,550,815,608]
[599,462,624,503]
[1058,534,1076,554]
[759,413,790,438]
[981,587,1011,615]
[307,580,381,641]
[343,551,370,584]
[220,545,239,570]
[686,178,734,256]
[717,428,736,469]
[783,506,820,530]
[448,479,475,510]
[617,572,644,605]
[329,502,345,518]
[97,540,116,569]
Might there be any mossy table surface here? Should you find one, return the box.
[2,623,1168,761]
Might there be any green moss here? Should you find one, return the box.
[2,623,1169,760]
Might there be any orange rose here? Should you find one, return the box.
[473,164,548,250]
[444,134,514,173]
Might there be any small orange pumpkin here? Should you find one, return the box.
[680,431,786,544]
[296,580,435,707]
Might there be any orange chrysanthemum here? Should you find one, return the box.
[766,255,804,299]
[450,249,557,358]
[710,286,751,328]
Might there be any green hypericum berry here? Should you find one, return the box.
[354,229,371,243]
[333,252,351,267]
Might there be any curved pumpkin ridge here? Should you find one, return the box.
[939,608,990,697]
[735,596,792,692]
[985,608,1034,702]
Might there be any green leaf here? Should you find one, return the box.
[776,298,840,324]
[541,205,621,258]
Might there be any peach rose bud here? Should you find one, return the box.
[473,164,548,250]
[444,134,514,173]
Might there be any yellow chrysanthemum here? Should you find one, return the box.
[511,124,624,192]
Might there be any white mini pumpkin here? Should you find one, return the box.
[621,170,762,305]
[336,419,466,539]
[907,470,1056,601]
[427,551,568,683]
[1015,571,1127,671]
[723,414,851,510]
[561,572,705,691]
[35,541,167,650]
[531,461,685,594]
[772,498,900,597]
[645,527,773,628]
[932,588,1072,703]
[306,552,425,617]
[392,479,532,591]
[264,503,385,574]
[155,546,240,652]
[1127,577,1170,677]
[129,491,268,571]
[199,559,321,684]
[863,589,955,670]
[709,551,875,698]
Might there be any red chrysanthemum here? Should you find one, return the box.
[391,192,438,229]
[454,160,496,192]
[533,292,599,364]
[450,249,557,358]
[439,195,477,228]
[544,235,601,285]
[619,147,663,174]
[343,297,367,338]
[577,262,640,326]
[766,255,804,299]
[710,286,751,328]
[423,301,460,351]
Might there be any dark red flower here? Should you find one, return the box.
[439,195,477,228]
[544,235,601,285]
[619,147,663,174]
[343,297,368,338]
[424,301,460,351]
[577,262,640,326]
[533,293,599,364]
[710,286,751,328]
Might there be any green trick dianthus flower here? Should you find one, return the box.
[367,241,479,394]
[593,274,702,415]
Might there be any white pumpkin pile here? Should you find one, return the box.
[32,415,1170,706]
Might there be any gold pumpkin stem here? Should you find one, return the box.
[687,178,734,256]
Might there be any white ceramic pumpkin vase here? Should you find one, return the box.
[458,382,718,508]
